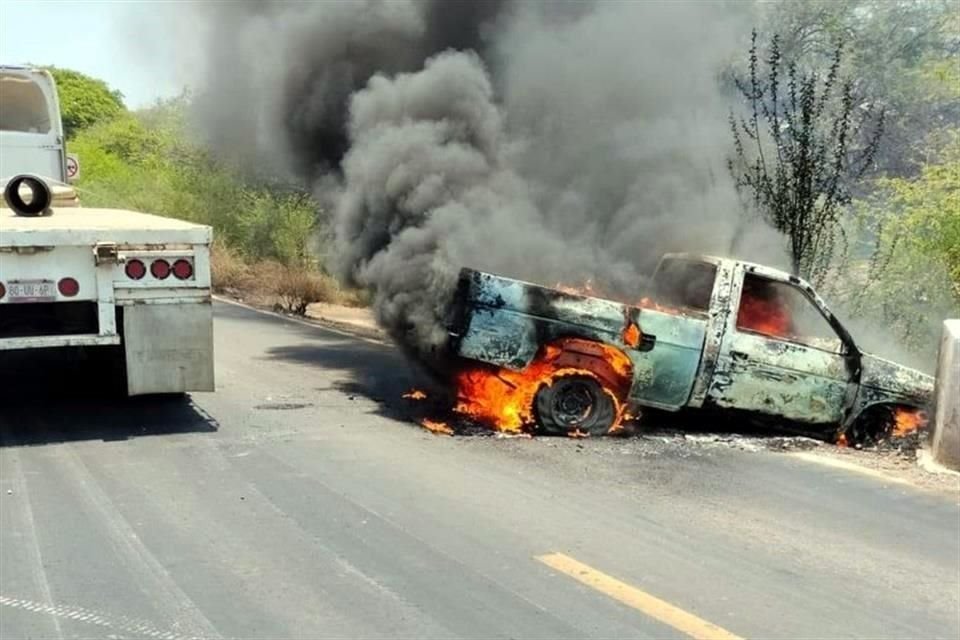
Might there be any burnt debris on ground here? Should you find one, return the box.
[399,387,929,459]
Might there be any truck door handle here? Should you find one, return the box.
[730,350,748,361]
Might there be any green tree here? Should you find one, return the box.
[46,67,125,138]
[69,98,321,267]
[865,130,960,298]
[728,31,885,283]
[755,0,959,178]
[827,129,960,357]
[741,1,959,362]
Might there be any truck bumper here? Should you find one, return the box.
[123,301,215,395]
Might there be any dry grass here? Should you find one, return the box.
[336,287,373,308]
[210,242,363,315]
[273,265,338,315]
[210,241,252,292]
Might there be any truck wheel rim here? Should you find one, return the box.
[554,381,595,426]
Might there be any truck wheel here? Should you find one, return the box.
[534,374,616,436]
[845,404,899,446]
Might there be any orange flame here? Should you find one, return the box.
[638,297,680,314]
[622,322,641,348]
[891,407,928,437]
[554,279,602,297]
[736,287,793,339]
[836,432,848,448]
[553,284,685,317]
[453,338,631,434]
[420,419,453,436]
[403,389,427,400]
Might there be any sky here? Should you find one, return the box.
[0,0,185,108]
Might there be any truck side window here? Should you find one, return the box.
[0,73,53,134]
[736,274,843,353]
[651,259,717,312]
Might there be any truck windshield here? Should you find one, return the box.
[651,258,716,312]
[0,73,53,134]
[736,273,844,353]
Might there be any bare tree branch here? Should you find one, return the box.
[728,31,885,283]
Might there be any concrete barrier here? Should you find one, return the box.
[930,319,960,470]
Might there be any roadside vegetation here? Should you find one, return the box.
[49,68,353,315]
[734,1,960,363]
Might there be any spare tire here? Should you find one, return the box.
[534,374,616,436]
[4,174,52,216]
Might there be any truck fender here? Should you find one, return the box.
[544,338,633,398]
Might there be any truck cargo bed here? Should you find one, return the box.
[1,206,211,247]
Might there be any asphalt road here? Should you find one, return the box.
[1,301,958,639]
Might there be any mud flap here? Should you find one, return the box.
[123,302,214,395]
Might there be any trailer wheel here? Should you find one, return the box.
[534,374,616,436]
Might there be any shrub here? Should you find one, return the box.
[272,266,338,315]
[70,105,325,271]
[210,241,251,292]
[64,85,347,312]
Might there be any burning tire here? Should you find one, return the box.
[844,403,928,447]
[534,374,616,436]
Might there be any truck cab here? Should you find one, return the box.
[0,66,67,183]
[645,254,856,421]
[648,254,931,434]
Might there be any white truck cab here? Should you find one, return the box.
[0,65,214,396]
[0,66,67,183]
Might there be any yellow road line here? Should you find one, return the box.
[537,553,743,640]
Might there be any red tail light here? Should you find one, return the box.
[125,259,146,280]
[0,282,5,300]
[172,259,193,280]
[151,259,171,279]
[58,277,79,297]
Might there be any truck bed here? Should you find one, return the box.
[1,206,211,247]
[453,268,710,410]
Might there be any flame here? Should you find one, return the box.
[638,296,679,314]
[453,338,631,434]
[552,283,685,318]
[403,389,427,400]
[622,322,641,348]
[836,432,848,448]
[420,419,453,435]
[891,407,928,437]
[554,279,601,297]
[453,361,566,433]
[736,287,793,339]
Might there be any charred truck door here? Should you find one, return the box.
[628,257,718,410]
[706,266,851,424]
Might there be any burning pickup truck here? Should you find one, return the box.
[446,254,933,442]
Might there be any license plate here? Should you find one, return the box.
[7,280,57,302]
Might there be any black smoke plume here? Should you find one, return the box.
[161,0,788,363]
